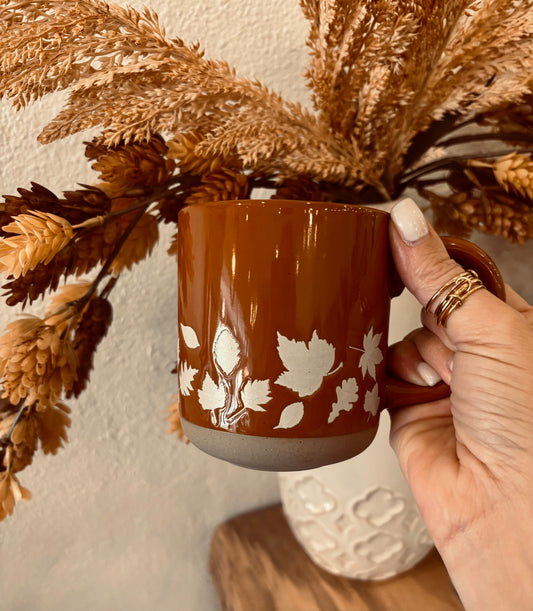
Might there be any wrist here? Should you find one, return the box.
[439,501,533,610]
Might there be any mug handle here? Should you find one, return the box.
[385,236,506,410]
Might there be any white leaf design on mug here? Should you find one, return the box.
[328,377,359,423]
[180,323,200,349]
[274,402,305,429]
[276,331,336,396]
[198,372,226,412]
[241,379,271,412]
[364,384,380,417]
[213,326,241,375]
[178,362,198,397]
[359,327,383,380]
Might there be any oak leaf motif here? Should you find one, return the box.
[328,377,359,424]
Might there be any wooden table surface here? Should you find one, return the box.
[209,504,463,611]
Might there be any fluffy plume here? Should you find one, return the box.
[0,0,359,188]
[302,0,533,184]
[2,0,533,194]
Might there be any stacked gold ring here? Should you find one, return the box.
[425,270,485,327]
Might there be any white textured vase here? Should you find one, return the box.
[279,289,434,580]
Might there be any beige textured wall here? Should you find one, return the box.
[1,2,533,611]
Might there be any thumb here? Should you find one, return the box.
[388,198,511,346]
[389,197,464,309]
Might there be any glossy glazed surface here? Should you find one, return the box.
[178,200,392,441]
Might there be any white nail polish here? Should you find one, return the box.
[390,198,429,244]
[417,362,441,386]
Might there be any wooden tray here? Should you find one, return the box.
[209,504,463,611]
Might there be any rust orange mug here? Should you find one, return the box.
[177,200,505,471]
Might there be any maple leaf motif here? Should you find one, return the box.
[359,327,383,380]
[274,402,305,429]
[197,372,226,412]
[364,384,380,417]
[241,379,271,412]
[276,330,336,396]
[178,362,198,396]
[328,377,359,424]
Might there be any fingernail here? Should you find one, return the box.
[391,198,429,244]
[416,362,442,386]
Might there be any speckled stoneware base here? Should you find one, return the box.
[181,419,379,471]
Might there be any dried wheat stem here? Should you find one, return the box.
[1,404,27,448]
[399,149,533,188]
[438,132,533,149]
[32,184,172,316]
[72,215,105,231]
[99,275,118,301]
[466,160,492,169]
[72,180,180,236]
[75,205,147,311]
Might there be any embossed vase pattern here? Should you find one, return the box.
[279,411,433,580]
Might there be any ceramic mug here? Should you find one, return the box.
[177,199,505,471]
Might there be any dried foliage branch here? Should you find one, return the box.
[0,0,361,189]
[301,0,533,186]
[2,0,533,520]
[416,159,533,244]
[0,278,115,513]
[0,125,247,519]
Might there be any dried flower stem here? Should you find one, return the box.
[437,132,533,149]
[71,215,105,231]
[399,149,533,189]
[74,180,182,232]
[75,205,147,311]
[0,403,26,449]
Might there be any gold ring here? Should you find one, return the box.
[425,270,485,327]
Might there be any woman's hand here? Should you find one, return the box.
[388,198,533,611]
